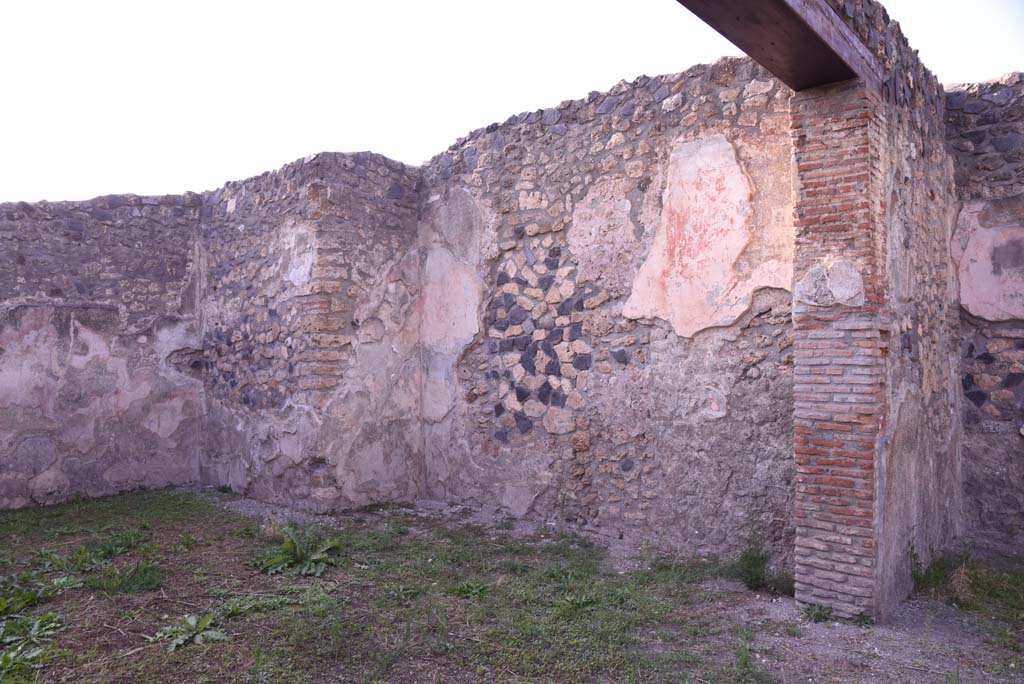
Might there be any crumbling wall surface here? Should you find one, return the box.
[0,196,204,507]
[419,57,797,562]
[946,75,1024,558]
[198,153,424,512]
[792,0,963,620]
[874,73,963,619]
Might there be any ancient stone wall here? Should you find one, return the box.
[0,195,204,507]
[419,57,798,563]
[791,0,962,619]
[198,153,424,512]
[946,75,1024,559]
[0,0,1015,622]
[874,67,962,620]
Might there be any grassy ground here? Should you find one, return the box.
[0,489,1021,684]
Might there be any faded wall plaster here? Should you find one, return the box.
[0,305,203,507]
[0,193,204,508]
[946,75,1024,561]
[417,57,798,564]
[954,199,1024,322]
[623,134,792,338]
[198,153,425,513]
[1,43,1010,628]
[875,121,963,619]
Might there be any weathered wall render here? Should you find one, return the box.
[1,0,1021,625]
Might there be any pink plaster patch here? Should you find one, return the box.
[624,135,788,337]
[954,201,1024,321]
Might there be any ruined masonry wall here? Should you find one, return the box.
[0,56,803,569]
[792,0,963,619]
[875,67,962,619]
[420,57,798,563]
[198,153,424,512]
[0,196,204,507]
[1,14,1014,622]
[946,76,1024,559]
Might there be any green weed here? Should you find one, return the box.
[173,533,198,553]
[256,525,344,577]
[152,613,228,652]
[449,581,490,599]
[802,604,833,623]
[85,560,162,595]
[731,542,794,596]
[914,554,1024,634]
[0,574,55,619]
[734,544,769,590]
[218,596,295,619]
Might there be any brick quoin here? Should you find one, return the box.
[791,79,888,618]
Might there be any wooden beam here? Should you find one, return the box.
[676,0,883,92]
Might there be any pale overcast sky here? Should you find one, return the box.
[1,0,1021,202]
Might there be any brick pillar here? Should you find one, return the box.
[790,79,887,619]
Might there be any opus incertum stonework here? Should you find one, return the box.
[1,0,1021,620]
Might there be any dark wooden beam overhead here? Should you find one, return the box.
[676,0,883,92]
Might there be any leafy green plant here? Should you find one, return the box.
[85,560,162,595]
[0,574,55,619]
[36,546,107,573]
[218,596,294,619]
[255,526,343,577]
[852,613,874,627]
[94,528,148,558]
[235,524,260,539]
[173,533,198,553]
[382,584,420,606]
[802,604,833,623]
[729,644,773,683]
[1,613,61,651]
[36,529,147,575]
[555,592,600,618]
[153,613,229,652]
[730,542,794,596]
[734,544,769,590]
[913,553,1024,626]
[449,581,490,599]
[0,613,62,681]
[0,644,47,681]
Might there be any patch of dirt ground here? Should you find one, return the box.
[0,488,1019,684]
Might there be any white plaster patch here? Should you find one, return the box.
[795,260,866,307]
[953,201,1024,321]
[568,177,639,296]
[421,248,482,355]
[286,249,314,286]
[70,322,111,370]
[434,188,485,266]
[422,371,457,423]
[142,395,190,439]
[624,134,788,337]
[828,261,866,306]
[420,247,483,423]
[0,308,59,413]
